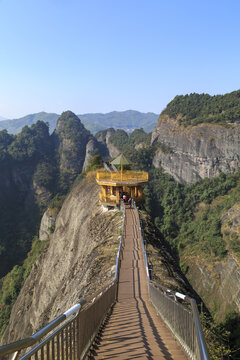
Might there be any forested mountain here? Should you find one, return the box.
[0,112,59,135]
[0,111,98,279]
[161,89,240,126]
[0,110,158,135]
[79,110,158,133]
[0,111,106,336]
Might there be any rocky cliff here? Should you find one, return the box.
[54,111,91,187]
[39,207,58,241]
[82,137,103,171]
[181,252,240,321]
[151,115,240,184]
[95,128,121,158]
[1,174,123,344]
[177,195,240,322]
[0,162,42,277]
[0,112,108,278]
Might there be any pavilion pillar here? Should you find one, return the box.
[138,187,142,198]
[116,188,120,205]
[130,187,133,198]
[103,186,107,200]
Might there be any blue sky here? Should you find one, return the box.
[0,0,240,118]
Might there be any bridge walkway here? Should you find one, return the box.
[90,206,187,360]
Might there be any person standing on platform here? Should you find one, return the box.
[128,197,132,208]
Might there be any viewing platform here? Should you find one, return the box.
[96,169,148,207]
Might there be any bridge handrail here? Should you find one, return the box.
[133,204,209,360]
[0,300,86,358]
[115,200,126,280]
[133,201,150,279]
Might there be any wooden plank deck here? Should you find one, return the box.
[90,206,188,360]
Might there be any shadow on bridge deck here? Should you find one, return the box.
[89,206,187,360]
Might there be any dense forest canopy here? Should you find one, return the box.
[109,128,151,152]
[161,90,240,126]
[0,121,52,164]
[0,122,54,278]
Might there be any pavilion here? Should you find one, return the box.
[96,154,148,207]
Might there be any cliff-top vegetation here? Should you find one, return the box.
[144,168,240,260]
[161,90,240,126]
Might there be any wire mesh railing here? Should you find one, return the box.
[149,282,209,360]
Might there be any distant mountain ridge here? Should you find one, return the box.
[0,110,158,135]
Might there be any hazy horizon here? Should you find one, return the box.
[0,109,160,121]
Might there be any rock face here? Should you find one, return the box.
[0,163,42,276]
[182,253,240,321]
[0,163,35,210]
[39,208,58,241]
[33,182,52,207]
[180,204,240,321]
[82,137,102,171]
[140,211,202,301]
[1,175,122,344]
[151,116,240,184]
[95,128,121,158]
[54,111,91,185]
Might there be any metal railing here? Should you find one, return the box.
[133,201,150,280]
[115,201,126,281]
[149,282,209,360]
[0,207,126,360]
[133,204,209,360]
[0,284,116,360]
[96,170,148,183]
[0,301,86,360]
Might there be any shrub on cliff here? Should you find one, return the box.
[0,238,47,336]
[86,154,102,172]
[144,167,240,258]
[109,129,129,151]
[8,121,51,162]
[33,161,56,191]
